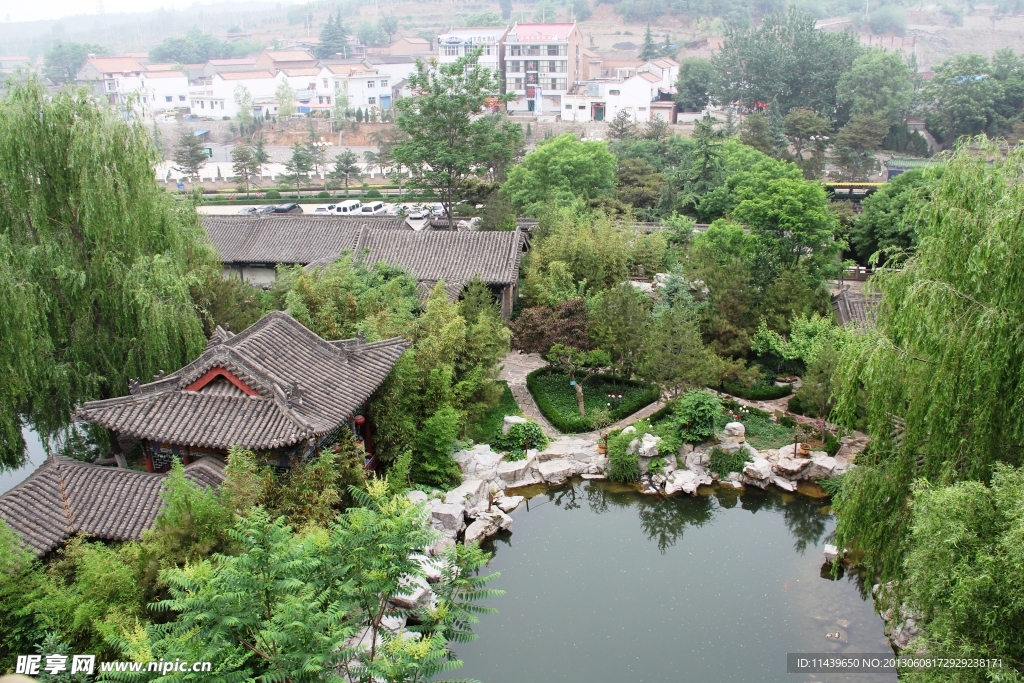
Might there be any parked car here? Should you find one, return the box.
[334,199,362,214]
[271,203,302,214]
[360,201,386,215]
[314,205,337,214]
[237,206,260,215]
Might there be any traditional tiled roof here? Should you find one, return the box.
[832,288,882,326]
[203,216,527,287]
[0,456,225,557]
[76,312,406,451]
[217,70,277,81]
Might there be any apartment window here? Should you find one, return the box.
[565,104,572,110]
[179,95,186,101]
[200,101,205,109]
[507,77,524,91]
[548,78,566,91]
[548,60,566,73]
[547,45,559,56]
[444,46,459,57]
[639,106,647,111]
[165,95,172,102]
[380,80,387,88]
[368,97,376,105]
[367,81,375,88]
[526,45,540,56]
[323,78,328,88]
[609,89,620,96]
[219,101,224,109]
[579,105,585,109]
[106,82,115,91]
[326,96,331,104]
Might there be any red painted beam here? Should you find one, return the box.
[185,366,259,396]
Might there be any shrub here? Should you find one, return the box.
[491,420,549,461]
[364,188,383,198]
[265,188,281,199]
[316,190,331,198]
[779,415,798,428]
[527,369,658,433]
[824,431,841,456]
[464,381,520,444]
[708,446,752,476]
[606,429,641,483]
[412,404,464,489]
[674,390,723,444]
[648,457,665,475]
[510,299,590,354]
[723,381,793,400]
[818,473,845,497]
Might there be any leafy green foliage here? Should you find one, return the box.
[751,313,849,367]
[412,404,464,489]
[0,520,44,671]
[837,49,915,126]
[491,421,549,461]
[832,140,1024,584]
[392,49,521,227]
[502,134,617,216]
[708,446,752,476]
[0,79,216,467]
[43,42,107,82]
[315,12,349,59]
[463,380,520,444]
[851,167,940,264]
[713,8,862,118]
[527,369,658,433]
[150,29,258,63]
[722,380,792,401]
[606,429,641,483]
[900,466,1024,680]
[665,390,722,444]
[675,57,716,111]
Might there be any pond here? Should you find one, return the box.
[455,481,896,683]
[0,427,47,496]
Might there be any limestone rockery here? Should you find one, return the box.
[410,417,863,549]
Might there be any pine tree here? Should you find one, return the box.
[330,149,361,196]
[231,145,260,198]
[172,126,207,181]
[608,109,638,140]
[314,12,349,59]
[284,142,314,197]
[251,134,269,176]
[639,24,659,61]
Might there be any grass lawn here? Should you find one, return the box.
[527,370,658,434]
[464,381,521,444]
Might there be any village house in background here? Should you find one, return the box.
[503,23,585,116]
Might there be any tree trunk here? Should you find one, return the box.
[576,382,586,417]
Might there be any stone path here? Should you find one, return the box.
[498,352,558,437]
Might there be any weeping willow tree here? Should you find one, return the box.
[0,78,216,468]
[831,138,1024,582]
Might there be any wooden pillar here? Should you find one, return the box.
[143,441,155,473]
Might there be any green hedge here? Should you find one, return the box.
[526,368,658,434]
[722,381,793,401]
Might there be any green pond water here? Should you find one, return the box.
[454,480,896,683]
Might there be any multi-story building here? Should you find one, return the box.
[503,23,584,115]
[436,26,509,79]
[561,58,679,123]
[254,49,318,73]
[315,57,417,114]
[77,56,145,108]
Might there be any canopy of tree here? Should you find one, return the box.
[832,141,1024,594]
[43,41,106,83]
[0,79,223,468]
[501,134,617,216]
[150,29,259,64]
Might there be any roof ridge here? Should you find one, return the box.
[50,457,76,536]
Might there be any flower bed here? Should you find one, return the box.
[526,368,658,433]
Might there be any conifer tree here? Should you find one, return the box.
[639,24,659,61]
[172,125,207,181]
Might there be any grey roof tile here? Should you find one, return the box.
[76,311,407,450]
[0,456,226,556]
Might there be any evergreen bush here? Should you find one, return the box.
[606,429,641,483]
[708,446,751,476]
[490,421,549,461]
[526,368,658,433]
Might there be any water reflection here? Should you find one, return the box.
[463,479,895,683]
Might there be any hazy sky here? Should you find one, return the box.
[1,0,282,25]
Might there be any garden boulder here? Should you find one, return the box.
[722,421,746,444]
[538,458,575,485]
[444,479,488,510]
[741,457,773,489]
[497,453,542,487]
[452,445,504,482]
[801,455,838,481]
[502,415,529,435]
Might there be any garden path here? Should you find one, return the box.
[498,352,558,438]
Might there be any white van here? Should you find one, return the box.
[335,199,362,214]
[360,201,386,215]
